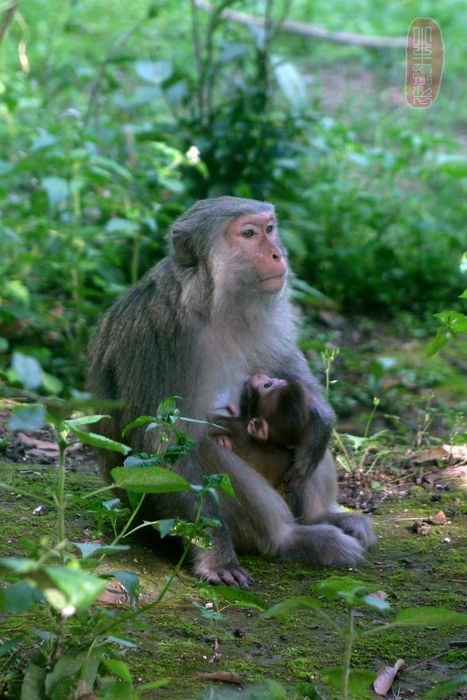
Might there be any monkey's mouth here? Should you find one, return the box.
[260,273,286,283]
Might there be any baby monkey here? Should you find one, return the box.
[210,374,311,497]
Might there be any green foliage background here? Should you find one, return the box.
[1,0,467,386]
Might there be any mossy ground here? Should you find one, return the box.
[1,457,466,700]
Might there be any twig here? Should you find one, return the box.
[194,0,406,49]
[0,2,16,46]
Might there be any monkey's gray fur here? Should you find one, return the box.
[87,196,375,587]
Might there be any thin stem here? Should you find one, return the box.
[57,441,67,565]
[342,605,354,700]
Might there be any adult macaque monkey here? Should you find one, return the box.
[209,374,311,496]
[87,197,375,588]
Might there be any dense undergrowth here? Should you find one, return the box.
[1,0,467,388]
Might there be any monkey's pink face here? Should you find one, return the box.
[225,213,287,291]
[248,374,287,395]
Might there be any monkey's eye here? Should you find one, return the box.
[263,382,273,389]
[266,224,274,234]
[243,229,255,238]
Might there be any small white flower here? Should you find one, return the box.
[186,146,200,164]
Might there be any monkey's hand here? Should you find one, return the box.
[215,435,233,451]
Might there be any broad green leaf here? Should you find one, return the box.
[263,595,322,617]
[3,580,44,613]
[156,518,176,538]
[135,59,172,84]
[434,310,467,332]
[101,657,132,682]
[426,675,467,697]
[205,473,236,498]
[41,176,68,207]
[110,571,140,608]
[111,466,191,493]
[0,635,24,657]
[20,662,47,700]
[45,649,101,697]
[8,405,46,432]
[40,371,63,395]
[362,594,391,611]
[313,577,371,602]
[272,56,308,111]
[12,352,42,389]
[322,666,376,693]
[426,327,449,358]
[265,679,288,699]
[122,416,158,437]
[72,543,129,558]
[43,566,107,610]
[206,585,268,611]
[64,415,109,428]
[69,426,131,454]
[104,218,139,235]
[106,635,136,648]
[395,607,467,627]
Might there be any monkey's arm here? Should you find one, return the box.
[274,352,335,488]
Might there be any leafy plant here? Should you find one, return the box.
[263,577,467,699]
[0,352,235,698]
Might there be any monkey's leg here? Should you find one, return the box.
[138,449,253,589]
[199,440,369,568]
[292,450,376,550]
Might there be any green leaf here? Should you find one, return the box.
[272,56,308,111]
[434,310,467,332]
[40,371,63,395]
[0,635,24,657]
[41,176,68,208]
[101,657,132,682]
[205,473,236,498]
[262,595,322,617]
[45,649,101,697]
[72,543,129,558]
[322,666,376,693]
[362,594,391,611]
[3,580,44,613]
[110,571,140,608]
[63,415,109,428]
[156,518,176,538]
[8,405,46,432]
[395,607,467,627]
[122,415,158,437]
[11,352,42,389]
[69,426,131,454]
[313,577,371,603]
[20,662,47,700]
[207,585,268,611]
[426,675,467,698]
[111,466,191,493]
[426,327,449,357]
[265,679,288,699]
[44,566,107,611]
[135,59,172,84]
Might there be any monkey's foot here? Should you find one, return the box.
[193,559,254,589]
[321,512,376,549]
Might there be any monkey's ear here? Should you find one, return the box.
[172,231,198,266]
[247,418,268,441]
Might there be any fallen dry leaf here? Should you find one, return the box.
[373,658,405,696]
[17,433,82,456]
[428,511,447,525]
[196,671,244,685]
